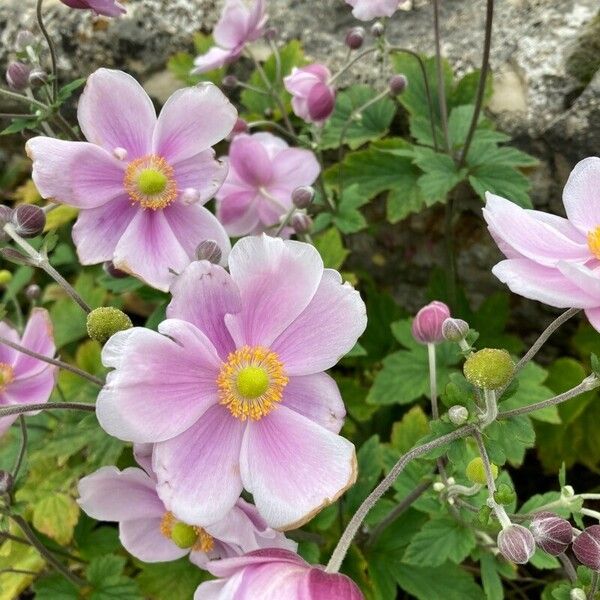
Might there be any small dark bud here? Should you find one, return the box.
[345,27,365,50]
[264,27,278,41]
[196,239,222,264]
[0,247,34,267]
[25,284,41,301]
[103,261,129,279]
[13,204,46,238]
[28,66,47,87]
[16,30,36,52]
[530,511,573,556]
[291,213,313,235]
[0,470,13,494]
[263,107,273,119]
[222,75,238,89]
[292,185,315,209]
[497,524,536,565]
[389,74,408,96]
[371,21,385,37]
[0,205,13,240]
[6,61,30,91]
[442,317,469,342]
[87,307,133,345]
[573,525,600,570]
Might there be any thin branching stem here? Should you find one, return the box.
[432,0,450,151]
[0,402,95,418]
[36,0,59,103]
[11,416,27,480]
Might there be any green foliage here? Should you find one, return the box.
[167,33,226,86]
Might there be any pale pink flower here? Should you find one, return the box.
[483,158,600,331]
[59,0,125,17]
[77,451,295,565]
[26,69,237,291]
[96,235,366,530]
[195,549,364,599]
[216,133,320,236]
[193,0,267,74]
[284,65,336,125]
[0,309,56,436]
[411,301,450,345]
[345,0,402,21]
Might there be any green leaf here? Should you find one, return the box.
[86,555,142,600]
[167,34,226,86]
[390,406,429,453]
[413,147,466,201]
[485,415,536,466]
[480,553,504,600]
[320,85,396,150]
[32,493,80,545]
[137,558,210,600]
[450,70,493,108]
[34,574,78,600]
[331,184,369,234]
[74,515,121,561]
[1,117,41,135]
[57,78,86,102]
[312,228,349,269]
[448,105,480,149]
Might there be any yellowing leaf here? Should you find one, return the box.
[44,205,79,232]
[32,493,80,545]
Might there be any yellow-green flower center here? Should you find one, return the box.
[124,154,178,210]
[137,169,168,196]
[236,366,270,399]
[0,363,15,391]
[160,512,215,553]
[588,227,600,260]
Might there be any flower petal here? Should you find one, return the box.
[213,0,251,48]
[192,47,237,75]
[0,323,19,366]
[172,149,228,205]
[96,324,220,443]
[153,84,237,164]
[120,517,188,563]
[563,157,600,234]
[194,574,244,600]
[3,368,55,408]
[272,269,367,375]
[229,135,273,187]
[240,406,357,530]
[154,404,245,526]
[557,261,600,298]
[585,307,600,333]
[270,147,320,193]
[206,548,306,578]
[13,308,55,378]
[225,236,324,348]
[26,137,126,209]
[282,373,346,434]
[217,191,261,238]
[302,568,364,600]
[167,261,241,359]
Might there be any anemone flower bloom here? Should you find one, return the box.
[59,0,126,17]
[216,133,320,236]
[26,69,237,291]
[78,456,295,565]
[96,235,366,530]
[192,0,267,74]
[284,65,336,125]
[0,309,56,437]
[345,0,402,20]
[195,549,364,599]
[483,157,600,330]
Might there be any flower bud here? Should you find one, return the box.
[12,204,46,238]
[571,589,587,600]
[466,457,498,485]
[264,27,278,42]
[28,66,47,87]
[6,61,30,91]
[25,283,41,301]
[0,270,12,286]
[196,239,222,264]
[529,511,573,556]
[371,21,385,37]
[307,84,336,123]
[103,261,128,279]
[16,30,36,52]
[345,27,365,50]
[432,482,445,492]
[292,185,315,209]
[389,74,408,96]
[463,348,515,390]
[0,470,14,494]
[0,247,33,266]
[573,525,600,570]
[411,301,450,345]
[497,524,536,564]
[442,317,469,343]
[171,522,198,549]
[221,75,238,89]
[291,213,313,235]
[86,307,133,345]
[448,405,468,425]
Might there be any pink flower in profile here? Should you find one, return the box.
[411,301,450,345]
[59,0,126,17]
[195,549,364,599]
[284,65,336,125]
[26,69,237,292]
[216,133,320,236]
[193,0,267,74]
[78,450,295,565]
[0,309,56,437]
[483,157,600,331]
[345,0,402,21]
[96,235,367,530]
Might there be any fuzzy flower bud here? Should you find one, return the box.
[529,511,573,556]
[0,470,13,494]
[86,307,133,345]
[12,204,46,238]
[411,301,450,345]
[371,21,385,37]
[222,75,238,89]
[448,405,469,425]
[463,348,515,390]
[25,284,41,301]
[291,213,313,235]
[389,74,408,96]
[15,30,36,52]
[442,317,469,343]
[6,61,30,91]
[345,27,365,50]
[573,525,600,570]
[0,270,12,286]
[292,185,315,209]
[571,589,587,600]
[28,66,47,87]
[497,524,536,564]
[466,457,498,485]
[196,239,222,264]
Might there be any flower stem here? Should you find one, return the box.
[480,388,498,426]
[36,0,59,103]
[0,402,95,418]
[329,47,379,85]
[558,552,578,583]
[11,416,27,480]
[427,343,438,419]
[432,0,451,152]
[0,88,47,111]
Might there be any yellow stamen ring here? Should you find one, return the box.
[159,512,215,553]
[124,154,178,210]
[0,363,15,392]
[217,346,288,421]
[588,226,600,260]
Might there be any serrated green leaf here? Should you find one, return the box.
[32,493,80,545]
[137,558,209,600]
[312,227,349,269]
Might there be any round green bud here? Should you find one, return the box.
[466,457,498,485]
[494,483,516,505]
[86,307,133,344]
[463,348,515,390]
[170,522,198,549]
[0,270,12,286]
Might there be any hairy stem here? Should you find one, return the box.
[427,343,439,419]
[0,402,95,418]
[11,416,27,480]
[432,0,450,151]
[558,552,577,583]
[36,0,59,103]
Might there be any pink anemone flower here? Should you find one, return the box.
[216,133,320,236]
[77,450,295,565]
[345,0,402,21]
[0,309,56,437]
[96,235,367,530]
[59,0,126,17]
[26,68,237,291]
[284,65,336,125]
[483,157,600,330]
[194,549,364,599]
[193,0,267,74]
